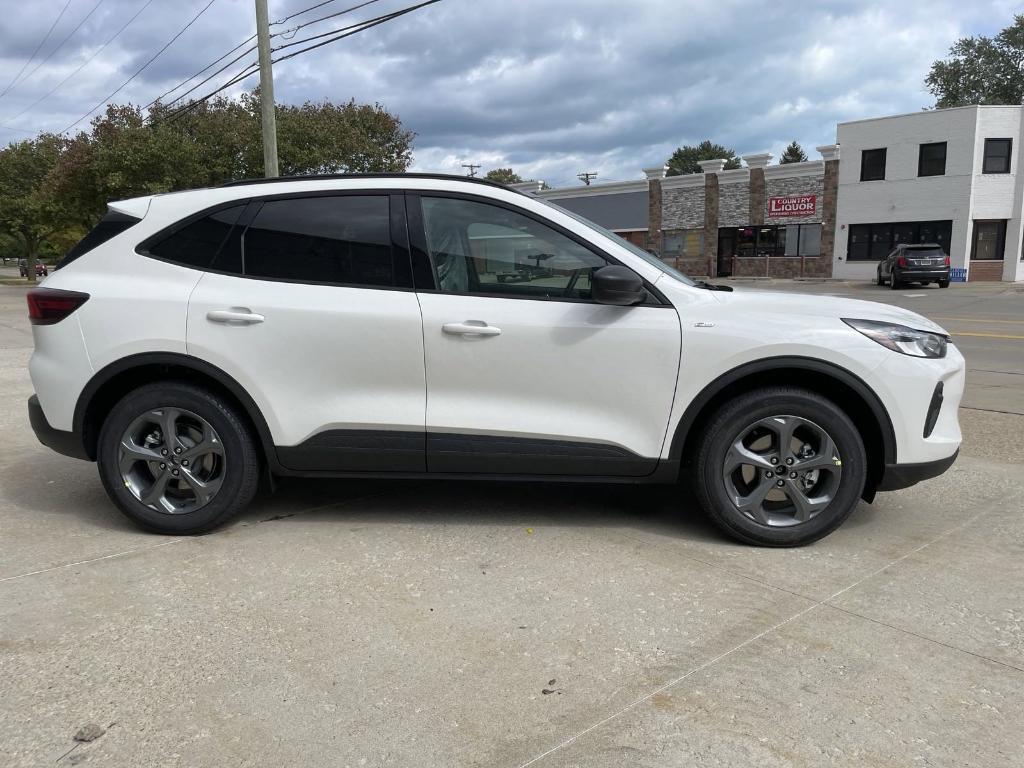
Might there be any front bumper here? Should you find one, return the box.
[878,449,958,491]
[28,395,89,460]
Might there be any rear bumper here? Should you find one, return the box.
[878,449,958,491]
[28,395,89,461]
[894,268,949,280]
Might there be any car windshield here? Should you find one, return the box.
[540,200,697,286]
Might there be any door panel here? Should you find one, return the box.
[417,292,681,474]
[187,273,427,470]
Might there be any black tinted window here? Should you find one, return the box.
[983,138,1011,173]
[243,196,393,286]
[149,205,245,272]
[918,142,946,177]
[860,148,886,181]
[58,210,140,269]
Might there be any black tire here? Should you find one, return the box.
[889,274,900,290]
[938,279,950,288]
[693,387,867,547]
[97,382,260,534]
[876,269,885,286]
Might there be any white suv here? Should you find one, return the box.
[27,174,964,546]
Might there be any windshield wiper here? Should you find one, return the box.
[693,279,733,292]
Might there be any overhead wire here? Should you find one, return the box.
[1,0,154,127]
[154,0,442,127]
[0,0,74,103]
[59,0,220,134]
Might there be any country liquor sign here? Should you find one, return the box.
[767,194,817,218]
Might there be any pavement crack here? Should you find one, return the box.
[0,539,182,584]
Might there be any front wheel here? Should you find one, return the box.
[97,382,260,534]
[693,387,867,546]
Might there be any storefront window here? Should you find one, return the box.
[729,224,821,257]
[798,224,821,256]
[846,220,952,261]
[662,232,682,257]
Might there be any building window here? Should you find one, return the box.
[661,229,703,258]
[982,139,1012,174]
[918,142,947,177]
[727,224,821,257]
[860,148,886,181]
[846,220,952,261]
[971,220,1006,260]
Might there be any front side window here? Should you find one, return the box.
[860,148,886,181]
[420,197,609,300]
[243,196,393,286]
[983,139,1012,174]
[148,205,246,273]
[918,142,947,177]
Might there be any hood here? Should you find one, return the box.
[717,288,948,335]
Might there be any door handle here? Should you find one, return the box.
[207,308,265,325]
[442,321,501,337]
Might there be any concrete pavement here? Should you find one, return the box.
[1,281,1022,767]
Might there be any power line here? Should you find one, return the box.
[272,0,383,38]
[14,0,108,95]
[0,0,73,103]
[150,0,382,114]
[1,0,153,128]
[59,0,220,134]
[156,0,442,127]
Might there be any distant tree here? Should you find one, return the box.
[666,140,741,175]
[926,15,1024,107]
[484,168,524,184]
[0,134,68,282]
[778,141,808,164]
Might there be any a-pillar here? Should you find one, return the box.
[643,165,667,254]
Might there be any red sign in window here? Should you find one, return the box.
[767,195,817,217]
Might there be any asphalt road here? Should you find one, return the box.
[1,279,1022,767]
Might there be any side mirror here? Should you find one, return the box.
[591,265,647,306]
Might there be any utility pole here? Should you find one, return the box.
[254,0,279,177]
[577,171,598,186]
[461,163,480,177]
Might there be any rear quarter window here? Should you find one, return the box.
[57,210,140,269]
[146,205,246,273]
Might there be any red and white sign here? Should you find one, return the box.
[767,194,817,218]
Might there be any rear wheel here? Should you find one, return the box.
[97,382,260,534]
[693,387,867,546]
[889,274,901,289]
[938,279,950,288]
[876,269,885,286]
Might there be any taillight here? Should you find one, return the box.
[944,255,950,267]
[897,256,907,268]
[27,288,89,325]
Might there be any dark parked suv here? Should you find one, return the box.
[877,244,950,289]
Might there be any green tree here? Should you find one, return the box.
[484,168,524,184]
[666,140,741,175]
[926,15,1024,107]
[778,141,808,164]
[0,134,68,283]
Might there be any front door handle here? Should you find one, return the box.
[207,308,265,325]
[442,321,501,337]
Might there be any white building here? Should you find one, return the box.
[833,105,1024,282]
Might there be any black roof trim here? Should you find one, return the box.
[219,172,523,194]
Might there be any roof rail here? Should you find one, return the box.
[219,172,522,193]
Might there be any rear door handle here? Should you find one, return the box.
[207,308,265,325]
[442,321,501,337]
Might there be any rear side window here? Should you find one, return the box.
[242,196,393,286]
[148,205,245,273]
[58,210,140,269]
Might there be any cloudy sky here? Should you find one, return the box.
[0,0,1016,186]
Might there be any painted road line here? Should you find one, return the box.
[951,331,1024,340]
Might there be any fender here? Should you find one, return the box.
[668,356,897,465]
[73,352,281,470]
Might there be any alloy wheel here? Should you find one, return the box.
[118,407,225,514]
[722,414,842,527]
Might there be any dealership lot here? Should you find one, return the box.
[1,280,1022,767]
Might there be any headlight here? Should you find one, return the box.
[842,318,949,358]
